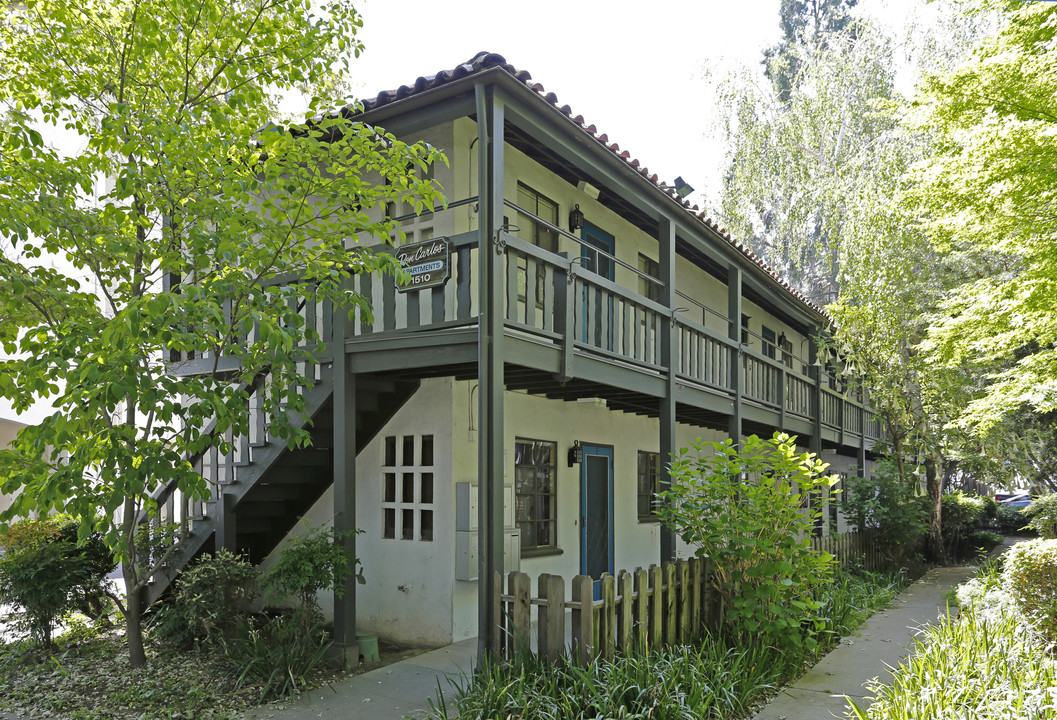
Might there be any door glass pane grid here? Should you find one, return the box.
[380,434,435,541]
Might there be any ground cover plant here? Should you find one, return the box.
[428,561,908,720]
[853,541,1057,719]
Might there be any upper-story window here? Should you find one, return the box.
[763,326,777,360]
[780,334,794,368]
[637,254,661,302]
[741,315,751,345]
[516,183,558,252]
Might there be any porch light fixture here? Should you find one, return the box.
[569,204,584,232]
[568,440,583,468]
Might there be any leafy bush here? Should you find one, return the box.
[941,491,988,560]
[843,462,929,566]
[1023,494,1057,538]
[152,548,259,647]
[658,433,837,651]
[990,505,1028,535]
[1001,538,1057,643]
[964,530,1003,556]
[848,611,1057,720]
[0,516,115,649]
[260,525,360,621]
[225,613,332,701]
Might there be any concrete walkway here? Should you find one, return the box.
[239,638,478,720]
[751,564,977,720]
[247,563,979,720]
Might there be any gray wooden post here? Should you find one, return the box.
[727,264,743,445]
[659,218,677,564]
[809,333,825,536]
[332,279,358,667]
[475,82,506,662]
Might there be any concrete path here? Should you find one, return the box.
[239,638,478,720]
[750,564,977,720]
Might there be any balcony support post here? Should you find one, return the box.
[332,276,359,668]
[727,265,742,446]
[658,218,677,564]
[475,82,506,662]
[808,335,823,456]
[859,404,868,476]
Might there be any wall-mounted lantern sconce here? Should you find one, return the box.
[568,440,583,468]
[569,204,584,232]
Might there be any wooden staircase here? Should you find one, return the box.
[144,373,419,605]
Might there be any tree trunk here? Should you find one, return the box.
[124,571,147,668]
[924,455,945,564]
[122,499,148,668]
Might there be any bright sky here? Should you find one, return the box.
[352,0,785,209]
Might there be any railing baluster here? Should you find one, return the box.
[456,245,472,320]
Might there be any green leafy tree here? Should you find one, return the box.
[763,0,858,104]
[0,0,443,667]
[910,1,1057,434]
[658,433,838,651]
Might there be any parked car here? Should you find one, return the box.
[998,493,1032,508]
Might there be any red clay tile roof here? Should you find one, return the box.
[348,51,826,318]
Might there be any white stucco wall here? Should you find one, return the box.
[0,419,27,516]
[449,381,727,642]
[267,377,457,647]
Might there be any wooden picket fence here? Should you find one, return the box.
[811,530,882,571]
[493,557,720,663]
[492,531,884,663]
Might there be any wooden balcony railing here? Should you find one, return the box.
[167,200,884,449]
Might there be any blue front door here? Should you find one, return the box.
[580,222,615,349]
[580,444,614,599]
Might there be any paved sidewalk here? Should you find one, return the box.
[750,564,977,720]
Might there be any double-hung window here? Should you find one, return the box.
[514,439,557,553]
[637,451,661,522]
[515,184,559,307]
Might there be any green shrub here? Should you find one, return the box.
[1001,538,1057,643]
[0,516,115,649]
[990,505,1028,535]
[843,462,929,566]
[941,491,988,560]
[1023,494,1057,538]
[658,433,838,652]
[847,610,1057,720]
[260,525,360,622]
[965,530,1003,556]
[153,548,259,647]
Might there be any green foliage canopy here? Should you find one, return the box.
[0,0,443,666]
[911,1,1057,432]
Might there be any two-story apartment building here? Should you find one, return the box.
[152,52,882,660]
